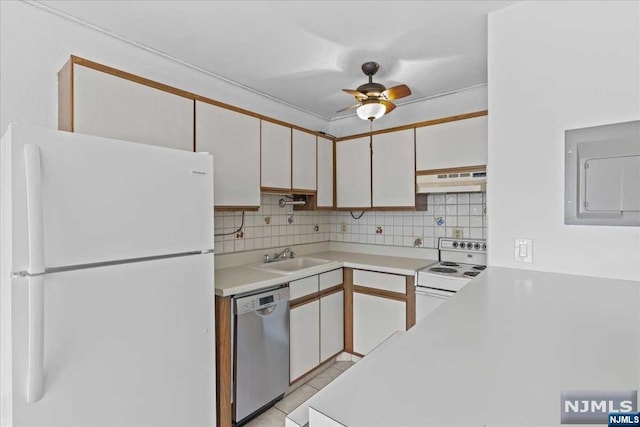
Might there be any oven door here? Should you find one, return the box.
[415,286,455,323]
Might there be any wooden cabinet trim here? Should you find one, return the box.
[214,206,260,212]
[289,357,335,386]
[318,284,344,298]
[335,110,489,142]
[215,296,232,427]
[352,285,407,302]
[291,188,317,194]
[416,164,487,176]
[290,292,320,309]
[319,349,344,365]
[332,139,337,209]
[343,268,354,354]
[260,186,294,194]
[289,283,343,308]
[71,56,195,100]
[406,275,416,330]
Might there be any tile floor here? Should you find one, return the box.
[245,360,355,427]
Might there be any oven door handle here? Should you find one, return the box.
[416,287,455,299]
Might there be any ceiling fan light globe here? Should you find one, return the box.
[356,102,386,121]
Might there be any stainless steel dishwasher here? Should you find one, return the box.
[233,286,289,426]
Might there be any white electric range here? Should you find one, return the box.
[415,238,487,323]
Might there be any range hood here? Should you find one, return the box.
[416,169,487,194]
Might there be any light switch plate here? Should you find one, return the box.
[514,238,533,263]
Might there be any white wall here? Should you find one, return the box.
[329,85,487,137]
[0,1,328,134]
[487,1,640,281]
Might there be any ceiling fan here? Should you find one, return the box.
[338,61,411,121]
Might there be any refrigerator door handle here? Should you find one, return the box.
[24,144,46,403]
[24,144,45,274]
[26,275,45,403]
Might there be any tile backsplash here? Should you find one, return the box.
[214,192,486,254]
[214,194,331,254]
[330,193,487,249]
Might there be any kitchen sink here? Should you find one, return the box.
[251,257,332,274]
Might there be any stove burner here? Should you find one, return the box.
[440,262,460,267]
[430,267,458,274]
[464,271,480,277]
[473,265,486,271]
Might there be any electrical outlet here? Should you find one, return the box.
[340,222,347,233]
[453,227,463,239]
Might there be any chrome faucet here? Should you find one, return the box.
[266,247,292,263]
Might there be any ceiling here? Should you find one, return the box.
[39,0,517,121]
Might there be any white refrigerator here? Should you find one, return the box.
[0,125,216,426]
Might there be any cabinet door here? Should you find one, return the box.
[316,136,334,208]
[195,101,260,208]
[416,115,488,171]
[289,275,319,301]
[261,121,292,190]
[73,65,193,151]
[372,129,415,208]
[319,268,343,292]
[292,130,317,192]
[336,137,371,209]
[290,300,320,381]
[353,293,406,355]
[320,290,344,362]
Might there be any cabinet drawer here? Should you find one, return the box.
[289,275,319,300]
[319,268,343,291]
[353,270,406,294]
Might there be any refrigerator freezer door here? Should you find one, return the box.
[2,253,215,427]
[2,125,213,273]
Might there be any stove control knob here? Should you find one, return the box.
[482,243,487,250]
[474,243,480,250]
[466,242,473,249]
[452,241,459,248]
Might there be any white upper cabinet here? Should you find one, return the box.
[195,101,260,208]
[336,137,371,209]
[372,129,415,207]
[316,136,334,208]
[292,130,317,192]
[72,65,193,151]
[261,121,292,190]
[416,115,488,171]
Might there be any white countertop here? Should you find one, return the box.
[297,267,640,426]
[214,250,436,297]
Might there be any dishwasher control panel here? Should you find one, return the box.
[234,287,289,315]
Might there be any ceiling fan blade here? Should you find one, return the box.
[381,84,411,100]
[380,100,396,115]
[336,104,361,113]
[342,89,367,100]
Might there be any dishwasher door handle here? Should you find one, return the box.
[256,305,277,316]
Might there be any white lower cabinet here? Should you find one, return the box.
[353,293,406,355]
[289,269,344,382]
[290,300,320,381]
[320,291,344,362]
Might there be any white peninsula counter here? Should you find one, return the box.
[288,267,640,427]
